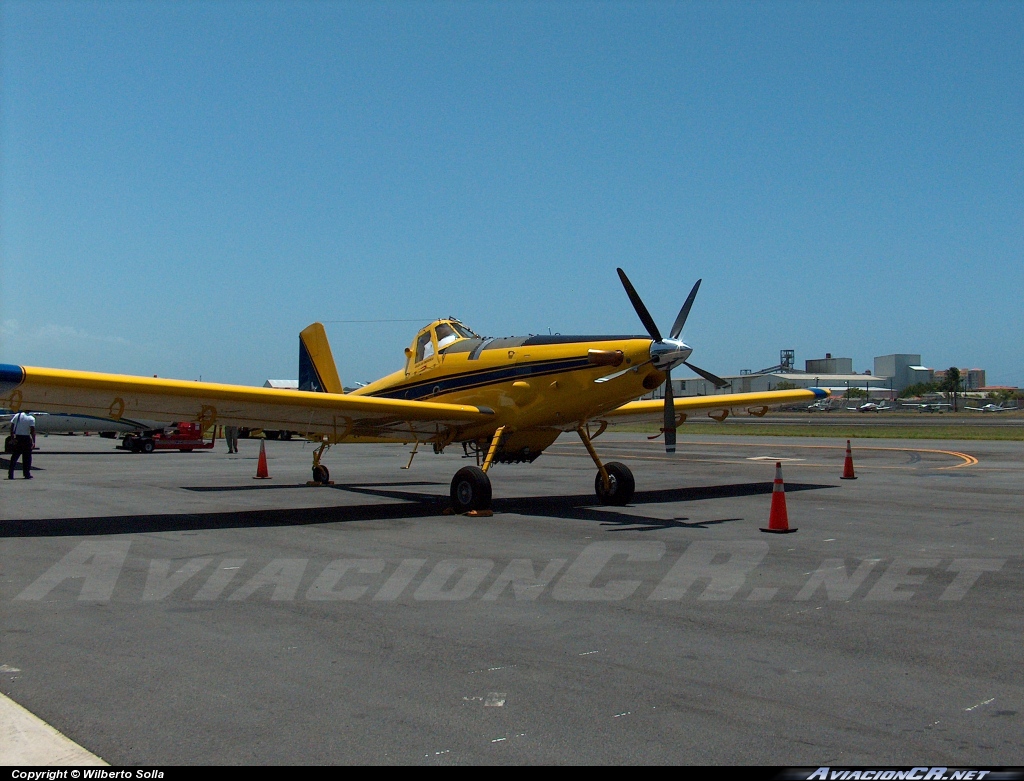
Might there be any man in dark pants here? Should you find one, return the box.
[7,411,36,479]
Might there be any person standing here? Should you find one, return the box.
[7,411,36,479]
[225,425,239,454]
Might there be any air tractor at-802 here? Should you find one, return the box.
[0,269,828,513]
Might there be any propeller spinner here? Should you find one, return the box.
[616,268,728,453]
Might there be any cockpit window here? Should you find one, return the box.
[415,331,435,362]
[451,322,476,339]
[435,323,459,350]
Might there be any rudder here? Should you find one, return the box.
[299,323,343,394]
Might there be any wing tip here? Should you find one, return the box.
[0,363,26,390]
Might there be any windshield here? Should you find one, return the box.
[435,323,459,350]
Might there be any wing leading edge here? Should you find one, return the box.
[597,387,830,426]
[0,364,493,443]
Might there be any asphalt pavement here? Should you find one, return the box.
[1,432,1021,764]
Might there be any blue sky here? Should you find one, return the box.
[2,1,1021,387]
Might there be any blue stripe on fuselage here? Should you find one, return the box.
[369,356,594,401]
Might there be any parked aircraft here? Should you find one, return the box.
[901,401,952,413]
[807,398,834,412]
[0,270,828,513]
[1,411,158,437]
[965,402,1018,413]
[847,401,892,413]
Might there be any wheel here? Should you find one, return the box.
[595,461,635,505]
[128,438,141,453]
[280,431,292,441]
[312,464,330,484]
[141,440,155,454]
[450,466,492,513]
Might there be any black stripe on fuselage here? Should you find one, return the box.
[442,334,647,355]
[368,355,597,401]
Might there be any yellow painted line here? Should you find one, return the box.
[547,440,979,469]
[546,451,929,470]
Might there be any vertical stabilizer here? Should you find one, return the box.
[299,323,343,394]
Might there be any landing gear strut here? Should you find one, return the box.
[448,426,504,514]
[308,439,333,486]
[578,425,634,505]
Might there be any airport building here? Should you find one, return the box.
[873,354,933,392]
[934,368,987,390]
[805,354,853,375]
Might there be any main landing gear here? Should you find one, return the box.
[308,439,333,486]
[448,425,505,515]
[449,466,492,514]
[578,425,634,505]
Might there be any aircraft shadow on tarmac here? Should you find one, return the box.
[0,480,835,538]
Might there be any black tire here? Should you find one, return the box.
[595,461,635,505]
[141,440,155,454]
[128,438,141,453]
[280,431,292,441]
[312,464,330,484]
[450,466,492,513]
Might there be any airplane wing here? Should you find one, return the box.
[0,364,493,443]
[595,388,829,426]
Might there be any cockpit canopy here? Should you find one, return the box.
[411,319,479,364]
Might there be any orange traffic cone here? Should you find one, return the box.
[841,439,857,480]
[761,461,797,533]
[253,439,270,479]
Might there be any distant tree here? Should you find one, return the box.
[938,367,962,411]
[775,381,798,390]
[992,388,1024,402]
[844,387,868,399]
[899,382,939,398]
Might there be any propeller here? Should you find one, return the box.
[616,268,728,453]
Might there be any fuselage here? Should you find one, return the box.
[349,320,664,460]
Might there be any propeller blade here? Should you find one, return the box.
[684,361,729,389]
[664,368,676,453]
[669,279,701,340]
[616,268,662,342]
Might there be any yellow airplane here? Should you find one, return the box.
[0,269,828,513]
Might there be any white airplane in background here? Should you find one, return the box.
[847,401,892,412]
[807,398,834,412]
[1,411,160,438]
[965,402,1018,413]
[901,401,952,413]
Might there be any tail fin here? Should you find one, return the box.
[299,323,343,394]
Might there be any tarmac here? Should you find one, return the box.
[1,430,1021,764]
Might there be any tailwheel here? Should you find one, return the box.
[595,461,635,505]
[450,466,492,514]
[312,464,330,484]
